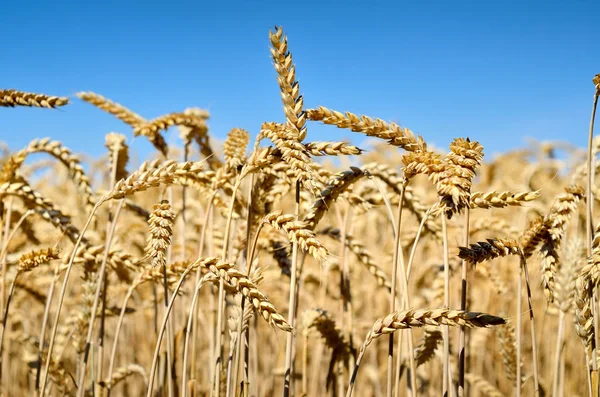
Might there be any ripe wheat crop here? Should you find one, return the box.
[0,27,599,397]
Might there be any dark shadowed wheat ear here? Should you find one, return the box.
[458,238,523,265]
[0,178,84,243]
[414,327,443,367]
[303,166,365,230]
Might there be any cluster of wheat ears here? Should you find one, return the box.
[0,26,599,397]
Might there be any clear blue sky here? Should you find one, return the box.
[1,0,598,162]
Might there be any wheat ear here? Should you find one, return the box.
[99,364,148,389]
[470,190,540,209]
[269,26,307,141]
[496,320,521,382]
[105,133,129,181]
[146,200,175,269]
[458,238,523,265]
[258,122,319,193]
[263,211,328,262]
[0,89,68,108]
[303,166,365,230]
[223,128,250,171]
[304,141,363,156]
[203,259,292,332]
[77,91,145,126]
[434,137,484,218]
[306,106,425,152]
[346,309,505,397]
[0,247,59,381]
[100,160,207,203]
[20,138,95,211]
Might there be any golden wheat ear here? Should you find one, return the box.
[1,89,68,108]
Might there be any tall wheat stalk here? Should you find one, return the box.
[587,75,600,396]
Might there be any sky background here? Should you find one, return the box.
[1,0,598,163]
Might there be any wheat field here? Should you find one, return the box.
[0,26,599,397]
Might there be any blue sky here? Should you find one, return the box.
[1,0,598,163]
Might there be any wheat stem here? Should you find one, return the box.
[147,267,213,397]
[39,202,99,396]
[516,262,523,397]
[75,199,125,397]
[521,258,540,396]
[588,79,600,397]
[552,311,567,397]
[458,208,470,396]
[183,192,217,393]
[442,216,451,397]
[283,180,301,397]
